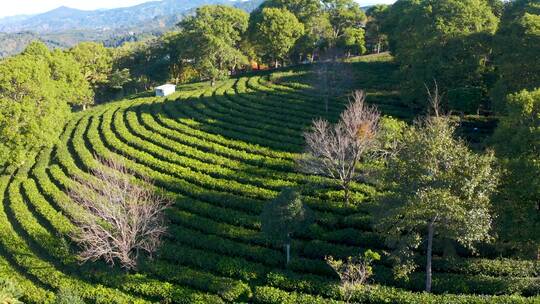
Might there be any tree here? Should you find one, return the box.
[365,4,389,54]
[257,0,322,23]
[108,68,131,95]
[377,107,498,292]
[68,157,172,270]
[23,41,94,109]
[298,91,380,205]
[255,0,328,62]
[322,0,367,49]
[491,0,540,112]
[177,5,249,85]
[113,39,170,90]
[326,250,380,304]
[491,89,540,258]
[384,0,499,110]
[0,52,70,172]
[260,188,312,265]
[338,27,366,57]
[69,42,113,96]
[250,7,305,68]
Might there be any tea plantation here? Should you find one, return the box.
[0,54,538,303]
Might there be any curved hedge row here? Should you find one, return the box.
[1,61,538,303]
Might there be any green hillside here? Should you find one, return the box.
[0,54,538,303]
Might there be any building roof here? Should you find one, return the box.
[156,84,176,90]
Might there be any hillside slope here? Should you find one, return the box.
[0,0,264,33]
[0,55,538,303]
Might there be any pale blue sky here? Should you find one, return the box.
[0,0,396,18]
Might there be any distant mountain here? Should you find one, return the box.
[0,0,262,33]
[0,0,263,59]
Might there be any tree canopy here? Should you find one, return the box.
[176,5,249,84]
[250,7,305,67]
[384,0,499,111]
[377,115,498,291]
[491,0,540,112]
[261,188,312,264]
[69,42,113,92]
[492,89,540,256]
[0,46,71,171]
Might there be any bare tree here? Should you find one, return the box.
[299,91,380,205]
[326,250,380,303]
[68,157,172,270]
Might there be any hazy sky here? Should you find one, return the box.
[0,0,397,18]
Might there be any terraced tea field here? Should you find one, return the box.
[0,55,538,303]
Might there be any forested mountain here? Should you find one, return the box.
[0,0,264,58]
[0,0,263,33]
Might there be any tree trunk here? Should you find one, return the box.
[426,220,434,292]
[376,40,381,54]
[275,59,279,69]
[82,104,87,111]
[343,185,350,205]
[211,79,216,87]
[285,243,290,265]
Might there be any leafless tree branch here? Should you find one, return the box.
[298,90,380,204]
[67,156,173,270]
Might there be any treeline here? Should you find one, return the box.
[377,0,539,258]
[115,0,374,87]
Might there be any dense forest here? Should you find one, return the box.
[0,0,538,303]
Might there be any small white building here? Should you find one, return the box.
[155,84,176,97]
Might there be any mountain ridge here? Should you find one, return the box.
[0,0,262,33]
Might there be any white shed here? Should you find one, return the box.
[155,84,176,97]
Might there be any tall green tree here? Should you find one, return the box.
[338,27,366,57]
[492,89,540,258]
[384,0,499,111]
[365,4,389,54]
[257,0,322,23]
[322,0,367,49]
[377,113,498,292]
[0,52,70,171]
[22,41,94,108]
[260,188,312,265]
[491,0,540,112]
[177,5,249,85]
[250,7,305,67]
[69,42,113,96]
[255,0,328,62]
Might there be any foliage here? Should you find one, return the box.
[377,113,498,291]
[0,48,71,171]
[177,5,249,84]
[384,0,499,110]
[69,42,113,91]
[260,188,312,264]
[491,0,540,112]
[250,7,305,67]
[491,89,540,256]
[22,41,94,107]
[107,68,131,90]
[0,278,23,304]
[322,0,367,49]
[338,28,366,57]
[54,287,85,304]
[365,5,389,54]
[326,250,381,303]
[113,39,169,91]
